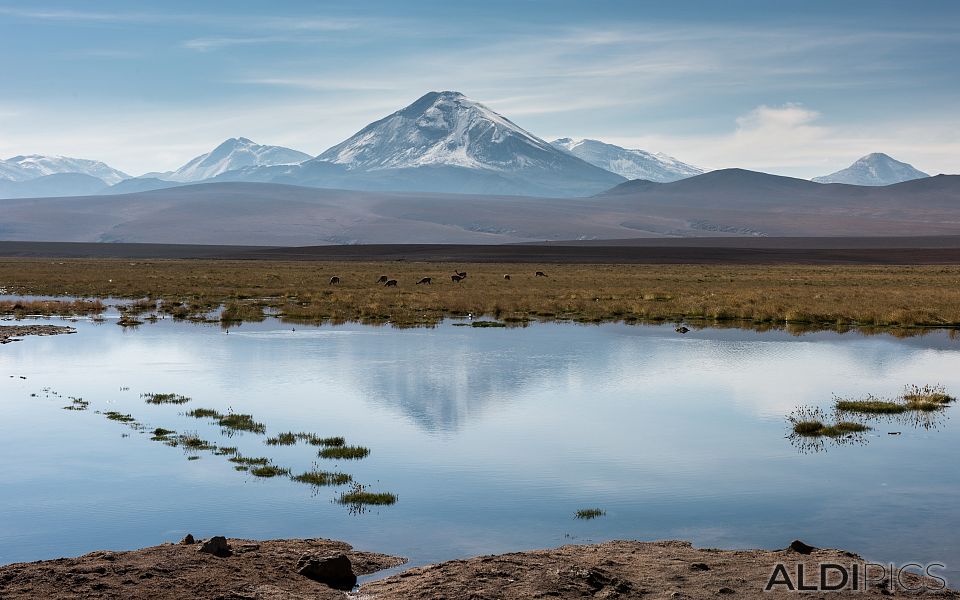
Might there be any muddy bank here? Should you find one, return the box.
[0,324,75,344]
[0,537,403,599]
[1,538,955,599]
[363,540,956,599]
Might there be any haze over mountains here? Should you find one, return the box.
[0,91,946,201]
[2,170,959,246]
[2,90,956,245]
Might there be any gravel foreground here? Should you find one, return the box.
[1,538,956,599]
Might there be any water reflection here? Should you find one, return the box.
[2,318,960,582]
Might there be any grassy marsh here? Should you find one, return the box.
[835,385,955,415]
[575,508,606,520]
[185,407,266,434]
[291,470,353,486]
[319,445,370,460]
[5,259,960,331]
[142,392,191,405]
[338,483,397,506]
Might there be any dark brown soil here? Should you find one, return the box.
[0,537,404,599]
[0,324,75,344]
[3,538,955,599]
[361,540,957,599]
[4,238,960,264]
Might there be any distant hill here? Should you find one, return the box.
[2,172,959,245]
[812,153,929,185]
[551,138,703,182]
[0,173,108,199]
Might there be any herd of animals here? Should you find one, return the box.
[326,269,692,333]
[328,270,549,286]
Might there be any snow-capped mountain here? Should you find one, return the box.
[0,154,129,185]
[551,138,704,183]
[312,91,624,196]
[812,153,929,186]
[166,137,312,182]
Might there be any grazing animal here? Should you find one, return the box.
[416,277,432,285]
[451,275,463,283]
[535,271,547,277]
[503,274,511,280]
[456,271,467,278]
[376,275,389,283]
[329,276,340,285]
[384,279,398,287]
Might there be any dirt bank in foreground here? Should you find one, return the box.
[0,537,403,599]
[1,538,955,599]
[0,324,75,344]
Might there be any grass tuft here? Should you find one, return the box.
[250,464,290,478]
[575,508,606,520]
[338,483,396,506]
[265,432,298,446]
[319,445,370,460]
[291,471,353,487]
[142,392,191,405]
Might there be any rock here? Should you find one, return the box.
[295,553,356,590]
[197,536,231,557]
[179,534,195,545]
[718,586,736,594]
[788,540,816,555]
[690,562,711,571]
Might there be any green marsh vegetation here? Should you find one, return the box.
[338,483,397,510]
[185,407,266,435]
[103,411,136,424]
[250,464,290,478]
[142,392,191,405]
[265,432,346,447]
[319,445,370,460]
[43,386,394,510]
[787,406,870,438]
[292,470,353,487]
[575,508,606,520]
[834,384,954,415]
[63,397,89,411]
[787,384,955,452]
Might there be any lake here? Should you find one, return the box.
[2,316,959,581]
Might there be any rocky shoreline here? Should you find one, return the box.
[0,537,955,599]
[0,324,76,344]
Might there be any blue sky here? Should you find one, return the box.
[1,0,957,177]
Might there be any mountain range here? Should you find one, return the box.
[0,91,944,201]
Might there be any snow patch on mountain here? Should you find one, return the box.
[317,91,600,174]
[0,155,129,185]
[812,153,929,186]
[167,137,312,182]
[551,138,704,182]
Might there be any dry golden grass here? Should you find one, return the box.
[2,258,960,330]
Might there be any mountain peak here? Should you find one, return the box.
[168,138,312,182]
[813,152,929,186]
[0,154,129,185]
[318,91,571,173]
[550,138,704,182]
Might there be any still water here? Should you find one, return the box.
[1,318,959,579]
